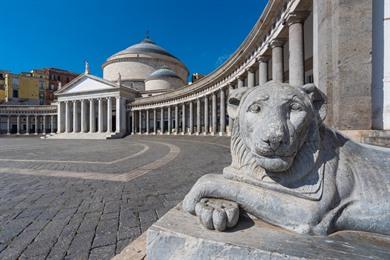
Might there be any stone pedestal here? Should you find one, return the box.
[147,205,390,260]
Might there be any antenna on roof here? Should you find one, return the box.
[145,30,150,40]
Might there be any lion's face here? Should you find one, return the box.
[235,83,318,172]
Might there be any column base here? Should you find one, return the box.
[219,132,225,136]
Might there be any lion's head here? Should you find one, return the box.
[227,81,327,174]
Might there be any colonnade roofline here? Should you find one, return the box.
[0,105,57,114]
[131,0,309,108]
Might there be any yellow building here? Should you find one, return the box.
[1,71,48,105]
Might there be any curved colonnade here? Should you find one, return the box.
[128,0,313,136]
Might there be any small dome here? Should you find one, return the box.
[146,67,182,81]
[109,38,178,60]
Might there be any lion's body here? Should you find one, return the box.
[183,82,390,236]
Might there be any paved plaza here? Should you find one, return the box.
[0,136,231,260]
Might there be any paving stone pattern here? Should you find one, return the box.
[0,136,230,260]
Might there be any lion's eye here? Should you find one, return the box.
[290,103,303,111]
[248,103,261,113]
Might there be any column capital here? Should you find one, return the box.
[256,55,270,63]
[269,39,286,48]
[246,66,256,73]
[236,74,245,81]
[285,11,309,26]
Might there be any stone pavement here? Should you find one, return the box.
[0,136,231,260]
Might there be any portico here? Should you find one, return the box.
[53,73,137,139]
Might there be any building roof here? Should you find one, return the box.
[146,67,182,81]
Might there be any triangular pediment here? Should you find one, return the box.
[56,74,119,95]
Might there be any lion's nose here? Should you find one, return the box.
[262,132,284,151]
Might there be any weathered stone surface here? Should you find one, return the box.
[148,205,390,260]
[183,82,390,235]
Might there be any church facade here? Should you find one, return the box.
[0,0,388,146]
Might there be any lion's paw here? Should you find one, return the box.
[194,198,239,231]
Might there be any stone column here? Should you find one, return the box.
[57,102,63,133]
[139,110,142,134]
[247,68,255,88]
[287,12,307,87]
[220,88,226,136]
[56,103,61,134]
[175,105,179,134]
[7,116,10,135]
[146,109,150,134]
[80,100,85,133]
[167,106,171,135]
[204,96,209,135]
[89,99,96,133]
[131,111,135,135]
[16,115,20,135]
[107,97,112,133]
[115,97,121,133]
[73,101,78,133]
[270,39,284,82]
[98,98,103,133]
[160,107,164,134]
[51,115,54,133]
[182,103,186,135]
[35,115,39,135]
[212,93,217,135]
[237,77,244,88]
[196,98,201,135]
[384,0,390,129]
[153,108,157,134]
[25,115,29,135]
[228,84,234,136]
[65,101,71,133]
[258,56,268,86]
[189,101,193,135]
[43,115,46,134]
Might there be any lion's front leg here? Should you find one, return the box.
[183,173,320,234]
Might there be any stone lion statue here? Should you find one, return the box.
[183,81,390,236]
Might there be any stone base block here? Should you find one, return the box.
[147,205,390,260]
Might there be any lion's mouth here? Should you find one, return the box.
[253,146,295,159]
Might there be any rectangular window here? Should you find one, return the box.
[12,78,19,89]
[13,89,18,98]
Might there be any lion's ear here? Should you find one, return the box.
[227,87,249,119]
[299,84,327,123]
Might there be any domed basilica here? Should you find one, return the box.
[102,37,188,96]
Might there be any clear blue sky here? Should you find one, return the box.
[0,0,267,78]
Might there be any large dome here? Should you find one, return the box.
[102,38,189,92]
[146,67,182,81]
[108,38,178,60]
